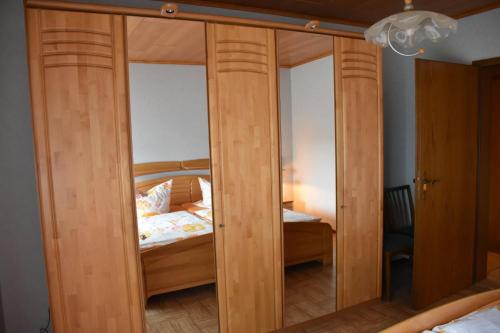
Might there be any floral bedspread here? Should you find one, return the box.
[137,210,213,249]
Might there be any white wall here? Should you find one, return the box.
[281,56,336,225]
[0,1,50,332]
[384,9,500,189]
[383,51,416,189]
[280,69,294,201]
[129,63,209,163]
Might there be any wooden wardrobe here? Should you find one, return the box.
[25,2,383,332]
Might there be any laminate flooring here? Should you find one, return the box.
[144,257,500,333]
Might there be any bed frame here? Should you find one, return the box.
[134,159,334,301]
[381,289,500,333]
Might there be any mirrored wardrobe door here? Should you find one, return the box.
[277,30,337,327]
[126,17,219,333]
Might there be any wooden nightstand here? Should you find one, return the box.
[283,200,294,210]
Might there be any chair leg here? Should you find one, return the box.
[383,251,392,301]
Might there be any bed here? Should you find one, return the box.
[181,201,333,267]
[134,159,334,300]
[381,289,500,333]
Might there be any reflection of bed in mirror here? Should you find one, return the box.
[135,158,334,300]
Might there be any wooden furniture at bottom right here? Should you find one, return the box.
[381,289,500,333]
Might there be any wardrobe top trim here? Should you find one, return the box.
[25,0,364,39]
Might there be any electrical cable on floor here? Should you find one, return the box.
[39,308,50,333]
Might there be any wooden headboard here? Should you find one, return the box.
[134,158,210,208]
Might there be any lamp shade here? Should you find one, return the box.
[365,10,458,49]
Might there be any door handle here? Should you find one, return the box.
[414,176,440,199]
[414,177,440,185]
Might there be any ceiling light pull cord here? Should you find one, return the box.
[387,23,423,57]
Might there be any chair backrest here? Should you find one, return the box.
[384,185,414,234]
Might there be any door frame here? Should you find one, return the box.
[472,57,500,281]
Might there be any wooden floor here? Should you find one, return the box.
[145,258,500,333]
[285,261,336,326]
[145,260,335,332]
[286,260,500,333]
[145,284,218,333]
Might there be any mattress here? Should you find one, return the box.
[182,202,322,223]
[137,210,213,250]
[283,208,321,223]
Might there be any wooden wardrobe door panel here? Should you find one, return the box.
[334,37,383,310]
[206,24,282,332]
[27,9,144,333]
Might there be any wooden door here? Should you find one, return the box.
[26,9,145,332]
[334,37,383,310]
[483,68,500,254]
[480,65,500,253]
[206,24,282,332]
[414,59,478,309]
[476,64,500,280]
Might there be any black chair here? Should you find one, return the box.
[383,185,414,300]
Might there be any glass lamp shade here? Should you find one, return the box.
[365,10,458,49]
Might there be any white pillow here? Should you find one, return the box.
[135,179,173,218]
[423,305,500,333]
[198,177,212,208]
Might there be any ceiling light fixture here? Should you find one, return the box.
[160,3,179,17]
[365,0,457,56]
[305,20,320,31]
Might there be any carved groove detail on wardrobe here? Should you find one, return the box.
[340,50,377,80]
[27,9,144,333]
[206,23,283,333]
[335,37,383,310]
[215,38,269,74]
[41,27,113,68]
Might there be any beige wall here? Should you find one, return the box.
[280,56,336,226]
[129,63,209,163]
